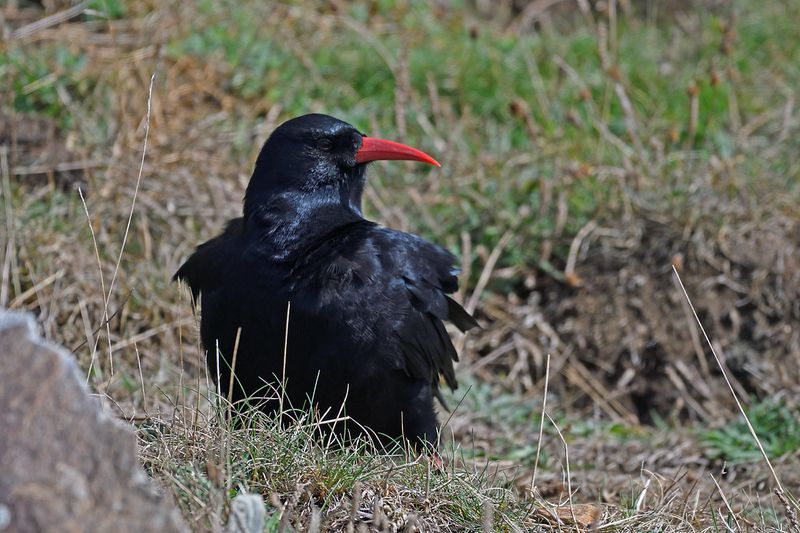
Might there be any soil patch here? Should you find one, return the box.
[471,212,799,424]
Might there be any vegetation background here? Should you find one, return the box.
[1,0,799,530]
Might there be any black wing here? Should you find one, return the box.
[173,217,244,304]
[378,229,478,394]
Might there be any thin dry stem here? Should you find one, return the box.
[709,473,741,531]
[104,72,156,375]
[672,266,787,496]
[531,353,550,491]
[77,186,111,383]
[545,413,578,531]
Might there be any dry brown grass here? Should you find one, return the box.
[2,0,799,530]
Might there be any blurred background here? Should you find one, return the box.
[2,0,799,529]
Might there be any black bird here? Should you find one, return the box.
[174,114,477,449]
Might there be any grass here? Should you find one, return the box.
[3,44,88,127]
[700,399,800,466]
[11,1,799,272]
[2,0,800,530]
[139,393,538,531]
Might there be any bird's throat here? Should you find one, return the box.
[245,190,365,263]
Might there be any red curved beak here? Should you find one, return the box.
[355,137,441,167]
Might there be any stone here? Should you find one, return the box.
[225,494,265,533]
[0,310,187,533]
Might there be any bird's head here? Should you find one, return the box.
[244,114,439,217]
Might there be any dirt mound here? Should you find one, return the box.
[471,213,799,424]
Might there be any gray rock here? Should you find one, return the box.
[225,493,265,533]
[0,310,187,533]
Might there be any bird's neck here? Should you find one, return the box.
[243,190,365,262]
[244,162,367,217]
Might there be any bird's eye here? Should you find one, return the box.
[317,138,333,151]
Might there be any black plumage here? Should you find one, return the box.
[174,114,477,449]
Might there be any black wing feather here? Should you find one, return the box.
[381,230,478,396]
[446,296,479,332]
[173,218,244,304]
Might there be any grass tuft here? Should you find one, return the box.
[700,400,800,466]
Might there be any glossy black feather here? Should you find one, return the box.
[174,114,477,448]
